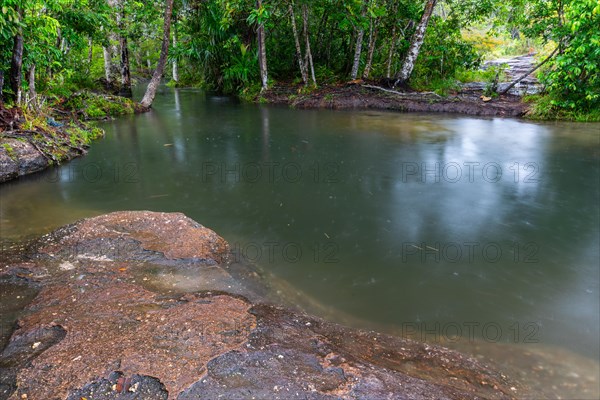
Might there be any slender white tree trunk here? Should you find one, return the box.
[362,18,377,79]
[289,1,307,84]
[103,46,113,83]
[172,28,179,83]
[350,2,368,80]
[302,4,316,86]
[28,64,36,105]
[350,28,365,80]
[140,0,174,109]
[102,0,119,86]
[9,16,24,104]
[386,24,397,78]
[0,71,4,102]
[385,1,399,78]
[88,37,93,65]
[257,0,268,91]
[395,0,438,85]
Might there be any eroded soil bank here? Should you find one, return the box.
[0,211,525,399]
[263,83,529,117]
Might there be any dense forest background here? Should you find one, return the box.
[1,0,598,117]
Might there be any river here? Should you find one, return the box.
[1,88,598,397]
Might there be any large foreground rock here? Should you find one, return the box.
[0,211,519,399]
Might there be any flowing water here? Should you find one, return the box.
[1,88,599,397]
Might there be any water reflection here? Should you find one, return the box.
[0,89,598,396]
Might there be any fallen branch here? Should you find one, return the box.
[362,84,442,98]
[500,47,559,95]
[1,129,43,137]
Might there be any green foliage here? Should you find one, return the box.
[0,0,595,122]
[66,124,103,146]
[456,64,507,83]
[314,66,338,85]
[239,82,262,102]
[223,43,259,93]
[525,94,600,122]
[59,91,136,120]
[500,0,600,112]
[540,0,600,111]
[413,77,461,96]
[412,17,482,89]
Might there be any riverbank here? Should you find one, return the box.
[0,92,139,183]
[262,82,529,118]
[0,211,524,399]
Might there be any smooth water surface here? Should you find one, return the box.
[1,89,599,394]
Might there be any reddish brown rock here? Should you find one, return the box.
[9,282,254,399]
[40,211,229,264]
[0,211,521,400]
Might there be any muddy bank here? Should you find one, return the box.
[263,83,529,117]
[0,211,524,399]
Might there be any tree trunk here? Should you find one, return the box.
[146,50,152,72]
[116,4,132,97]
[0,70,4,103]
[395,0,438,86]
[385,1,399,78]
[350,6,366,80]
[28,64,36,104]
[257,0,268,91]
[103,46,113,84]
[140,0,174,109]
[88,38,93,64]
[172,26,179,83]
[314,9,329,57]
[119,35,132,97]
[289,2,307,84]
[9,24,24,104]
[362,18,377,79]
[386,24,397,78]
[302,4,317,86]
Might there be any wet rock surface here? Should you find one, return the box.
[463,55,542,96]
[0,211,521,399]
[0,139,51,183]
[486,55,539,85]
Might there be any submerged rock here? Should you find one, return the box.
[0,211,519,399]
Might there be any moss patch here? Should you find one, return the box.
[56,91,139,120]
[1,142,17,160]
